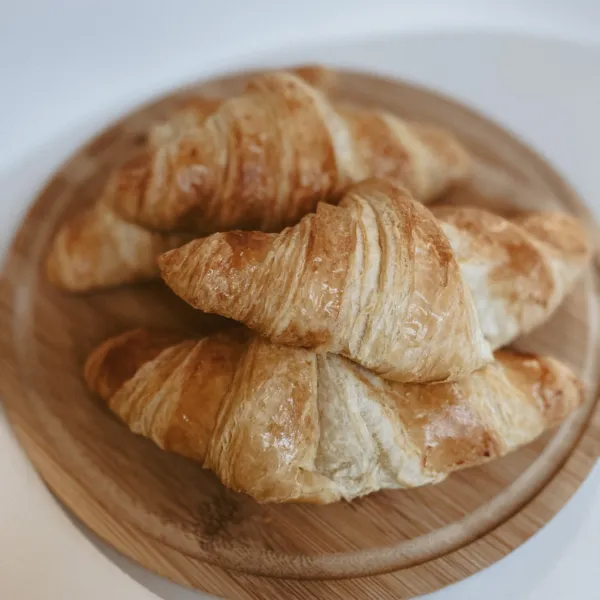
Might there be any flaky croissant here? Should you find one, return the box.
[44,98,216,292]
[109,71,470,233]
[148,65,338,147]
[45,202,193,292]
[44,67,338,292]
[85,327,582,504]
[432,205,591,348]
[147,97,222,148]
[159,179,590,382]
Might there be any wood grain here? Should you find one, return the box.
[1,68,599,599]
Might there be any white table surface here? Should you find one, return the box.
[1,2,599,598]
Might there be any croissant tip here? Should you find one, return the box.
[157,245,181,273]
[85,328,185,402]
[44,232,101,293]
[83,337,114,400]
[44,249,61,285]
[517,211,592,266]
[44,237,79,292]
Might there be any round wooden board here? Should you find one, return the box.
[1,68,599,600]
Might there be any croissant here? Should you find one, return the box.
[147,97,222,148]
[109,71,470,233]
[44,67,338,292]
[159,179,590,382]
[45,202,193,292]
[148,64,338,147]
[432,205,591,348]
[44,100,215,292]
[85,327,583,504]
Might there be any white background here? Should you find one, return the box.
[1,1,600,598]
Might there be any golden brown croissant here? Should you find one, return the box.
[44,67,338,292]
[147,97,222,148]
[44,99,216,292]
[159,179,590,382]
[148,65,338,147]
[109,71,470,233]
[45,202,193,292]
[432,205,591,348]
[85,327,583,504]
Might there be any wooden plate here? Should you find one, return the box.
[1,69,599,600]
